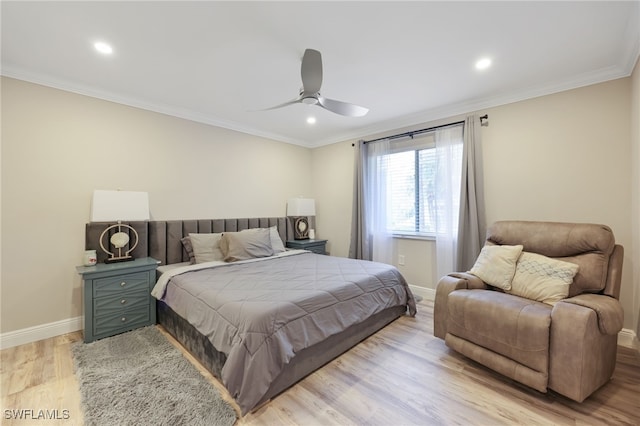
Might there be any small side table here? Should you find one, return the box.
[286,239,328,255]
[76,257,158,343]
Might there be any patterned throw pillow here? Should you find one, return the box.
[468,244,524,290]
[508,252,579,305]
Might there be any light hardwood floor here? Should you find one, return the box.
[2,299,639,425]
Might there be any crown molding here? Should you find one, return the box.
[2,58,634,150]
[1,66,315,148]
[308,62,633,148]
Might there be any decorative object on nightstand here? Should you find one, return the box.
[83,250,97,266]
[287,197,315,240]
[91,190,150,263]
[286,239,328,255]
[76,257,158,343]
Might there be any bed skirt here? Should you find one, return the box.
[157,300,406,413]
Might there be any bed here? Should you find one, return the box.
[86,217,416,414]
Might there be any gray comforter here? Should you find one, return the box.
[160,252,416,413]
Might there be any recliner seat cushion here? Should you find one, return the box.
[446,290,552,374]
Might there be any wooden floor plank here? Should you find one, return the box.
[1,300,638,425]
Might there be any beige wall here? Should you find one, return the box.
[1,77,312,333]
[483,78,634,330]
[313,77,636,330]
[3,67,638,335]
[309,140,353,257]
[631,57,640,337]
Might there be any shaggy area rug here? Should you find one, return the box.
[72,326,238,426]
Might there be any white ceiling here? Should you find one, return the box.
[2,1,639,148]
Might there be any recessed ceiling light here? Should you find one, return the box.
[306,116,316,125]
[94,41,113,55]
[475,58,492,70]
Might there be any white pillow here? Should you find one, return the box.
[269,226,286,253]
[468,244,524,290]
[508,252,579,305]
[188,233,224,264]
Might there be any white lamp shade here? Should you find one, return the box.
[287,198,316,216]
[91,190,150,222]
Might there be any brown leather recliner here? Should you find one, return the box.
[434,221,624,402]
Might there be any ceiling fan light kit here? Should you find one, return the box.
[263,49,369,118]
[301,95,318,105]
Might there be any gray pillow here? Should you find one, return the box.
[220,229,274,262]
[180,236,195,264]
[189,233,224,264]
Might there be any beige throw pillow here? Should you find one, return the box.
[188,233,224,264]
[468,244,524,290]
[508,252,579,305]
[220,229,274,262]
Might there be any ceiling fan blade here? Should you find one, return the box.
[317,96,369,117]
[301,49,323,94]
[257,97,302,111]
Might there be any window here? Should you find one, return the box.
[379,130,462,236]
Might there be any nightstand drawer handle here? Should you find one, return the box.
[120,299,127,305]
[121,317,127,322]
[120,281,127,287]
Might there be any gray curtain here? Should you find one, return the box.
[349,140,369,260]
[456,114,486,271]
[348,138,393,262]
[350,114,486,268]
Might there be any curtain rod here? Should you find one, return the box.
[362,120,464,144]
[357,114,488,145]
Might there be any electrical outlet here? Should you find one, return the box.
[398,255,405,265]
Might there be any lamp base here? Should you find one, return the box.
[104,256,134,264]
[292,217,310,240]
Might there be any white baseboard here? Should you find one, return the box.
[0,316,83,350]
[409,284,435,301]
[618,328,639,351]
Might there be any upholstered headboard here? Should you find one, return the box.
[86,217,314,265]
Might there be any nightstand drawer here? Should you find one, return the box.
[94,289,150,316]
[305,244,326,254]
[94,307,151,337]
[93,272,149,297]
[286,239,328,255]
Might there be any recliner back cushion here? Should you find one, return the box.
[486,221,615,296]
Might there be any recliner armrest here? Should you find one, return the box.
[549,296,621,401]
[446,272,488,290]
[558,294,624,335]
[433,272,488,338]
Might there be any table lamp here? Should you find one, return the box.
[287,197,315,240]
[90,190,149,263]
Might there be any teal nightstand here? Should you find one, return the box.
[76,257,158,343]
[286,239,328,255]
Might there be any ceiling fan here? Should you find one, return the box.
[263,49,369,117]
